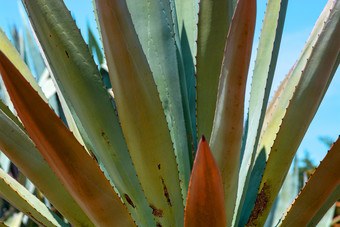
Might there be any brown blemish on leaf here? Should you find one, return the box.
[156,222,162,227]
[157,164,161,170]
[65,50,69,58]
[246,183,270,226]
[124,194,136,208]
[101,131,110,145]
[161,178,172,206]
[150,205,163,217]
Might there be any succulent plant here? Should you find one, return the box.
[0,0,339,226]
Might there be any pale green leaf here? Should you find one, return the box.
[22,0,153,225]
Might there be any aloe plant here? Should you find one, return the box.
[0,0,339,226]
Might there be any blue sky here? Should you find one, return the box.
[0,0,338,166]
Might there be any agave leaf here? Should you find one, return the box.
[175,0,198,62]
[168,0,198,156]
[232,0,238,12]
[196,0,233,141]
[279,137,340,226]
[54,84,91,152]
[254,0,335,164]
[87,24,104,65]
[264,158,299,227]
[238,65,294,226]
[0,51,135,227]
[10,26,27,63]
[0,28,46,103]
[236,0,288,224]
[95,0,184,226]
[90,0,104,48]
[308,183,340,226]
[0,100,94,226]
[18,2,45,80]
[315,205,335,227]
[3,212,23,227]
[240,5,337,221]
[184,137,226,227]
[247,1,340,225]
[209,0,255,225]
[21,1,153,225]
[170,0,197,162]
[126,0,192,203]
[0,168,67,227]
[0,100,24,132]
[174,0,198,149]
[0,153,10,173]
[241,2,334,224]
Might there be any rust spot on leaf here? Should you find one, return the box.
[150,205,163,217]
[101,131,110,145]
[124,194,136,208]
[246,183,270,226]
[161,178,172,206]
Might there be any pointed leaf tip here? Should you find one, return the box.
[184,138,226,227]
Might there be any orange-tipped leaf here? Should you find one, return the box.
[184,136,226,227]
[0,51,135,227]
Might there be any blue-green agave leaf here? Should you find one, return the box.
[248,0,340,225]
[236,0,288,225]
[18,2,46,80]
[196,0,233,142]
[174,0,198,148]
[126,0,192,203]
[94,0,184,225]
[21,0,154,225]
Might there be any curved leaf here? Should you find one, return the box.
[21,0,153,225]
[126,0,192,203]
[184,137,226,227]
[0,168,67,227]
[236,0,288,224]
[0,100,94,226]
[280,137,340,226]
[308,184,340,226]
[174,0,198,151]
[196,0,233,141]
[209,0,256,224]
[0,28,46,102]
[247,0,340,225]
[0,50,135,227]
[95,0,184,225]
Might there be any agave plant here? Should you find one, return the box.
[0,0,339,226]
